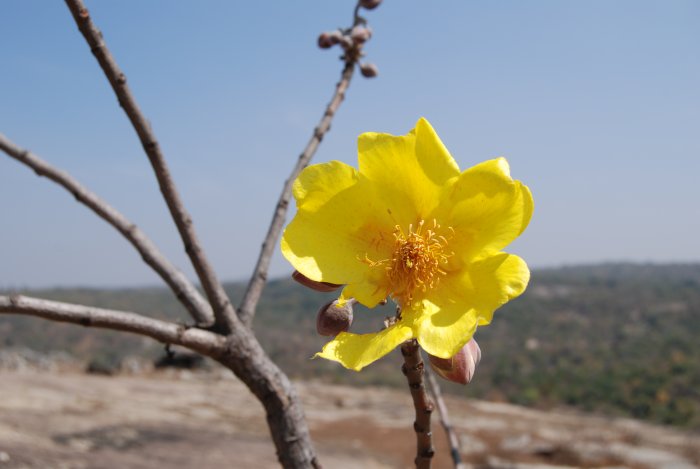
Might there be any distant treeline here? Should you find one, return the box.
[2,263,699,429]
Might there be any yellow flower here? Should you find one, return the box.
[281,118,533,371]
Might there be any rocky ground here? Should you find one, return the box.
[0,369,698,469]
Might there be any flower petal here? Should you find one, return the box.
[316,323,414,371]
[357,118,460,226]
[414,252,529,358]
[341,275,388,308]
[446,158,533,262]
[281,161,395,285]
[413,299,479,359]
[293,160,357,212]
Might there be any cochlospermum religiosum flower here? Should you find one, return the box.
[281,118,533,371]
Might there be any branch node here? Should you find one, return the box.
[402,340,435,467]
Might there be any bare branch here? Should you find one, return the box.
[217,332,321,469]
[0,133,214,327]
[0,295,225,358]
[426,368,466,469]
[63,0,236,332]
[401,340,435,469]
[238,62,355,327]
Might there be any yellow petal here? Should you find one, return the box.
[357,118,460,227]
[316,324,413,371]
[341,276,388,308]
[293,160,357,213]
[413,299,479,359]
[281,161,394,285]
[414,252,530,358]
[446,158,533,262]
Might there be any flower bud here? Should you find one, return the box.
[292,270,342,292]
[316,299,355,336]
[317,31,341,49]
[350,26,372,44]
[338,35,354,50]
[428,338,481,385]
[359,0,382,10]
[359,63,378,78]
[318,32,338,49]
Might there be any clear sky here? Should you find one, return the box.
[1,1,698,288]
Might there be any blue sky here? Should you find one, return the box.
[1,1,698,288]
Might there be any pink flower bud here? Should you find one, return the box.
[359,63,378,78]
[292,270,342,292]
[428,339,481,385]
[338,36,354,50]
[316,299,355,336]
[359,0,382,10]
[350,26,372,44]
[318,32,337,49]
[317,31,342,49]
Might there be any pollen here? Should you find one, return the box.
[363,219,453,306]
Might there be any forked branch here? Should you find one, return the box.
[64,0,236,333]
[0,133,214,327]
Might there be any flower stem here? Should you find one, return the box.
[426,367,466,469]
[401,339,435,469]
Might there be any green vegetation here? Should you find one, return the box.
[2,263,699,429]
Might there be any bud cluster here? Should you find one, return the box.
[316,0,381,78]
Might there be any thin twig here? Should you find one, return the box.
[0,295,225,358]
[425,368,466,469]
[63,0,236,333]
[238,61,355,327]
[401,340,435,469]
[0,133,214,327]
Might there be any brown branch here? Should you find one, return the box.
[217,332,321,469]
[58,2,329,465]
[0,300,321,468]
[425,368,466,469]
[401,340,435,469]
[0,295,225,358]
[0,133,214,327]
[238,60,356,326]
[63,0,236,333]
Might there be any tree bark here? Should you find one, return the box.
[402,340,435,469]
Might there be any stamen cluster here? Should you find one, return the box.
[363,219,452,306]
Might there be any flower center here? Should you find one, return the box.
[364,219,452,306]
